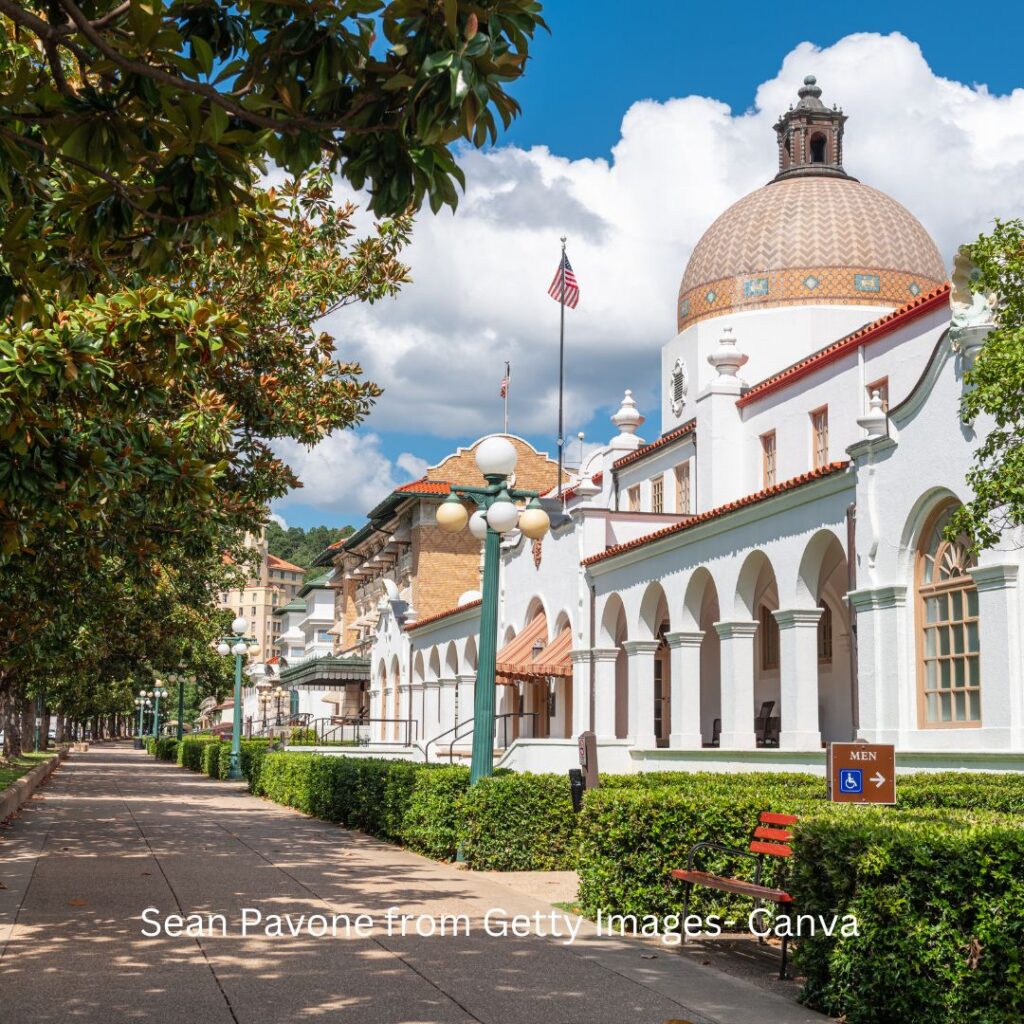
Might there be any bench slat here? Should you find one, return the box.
[754,825,792,841]
[748,840,792,857]
[760,811,799,826]
[671,869,793,903]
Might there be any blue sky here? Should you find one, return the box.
[272,3,1024,533]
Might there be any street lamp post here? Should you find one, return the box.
[274,686,285,725]
[434,436,550,784]
[151,684,168,739]
[217,617,260,780]
[134,691,151,748]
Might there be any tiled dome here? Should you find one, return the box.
[677,176,947,331]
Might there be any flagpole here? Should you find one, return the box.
[503,360,510,434]
[557,235,566,504]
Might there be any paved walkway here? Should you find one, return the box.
[0,745,831,1024]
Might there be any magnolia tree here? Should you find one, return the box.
[952,219,1024,551]
[0,1,547,754]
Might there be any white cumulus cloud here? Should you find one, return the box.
[278,31,1024,520]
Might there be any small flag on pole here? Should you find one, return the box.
[499,372,509,399]
[547,252,580,309]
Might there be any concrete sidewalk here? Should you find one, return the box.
[0,744,831,1024]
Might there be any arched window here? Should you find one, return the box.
[817,600,833,663]
[917,504,980,725]
[810,133,827,163]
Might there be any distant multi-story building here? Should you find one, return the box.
[216,531,305,658]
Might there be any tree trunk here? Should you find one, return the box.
[3,698,22,758]
[40,709,51,751]
[54,713,65,744]
[20,698,35,754]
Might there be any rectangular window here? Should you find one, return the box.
[651,477,664,514]
[760,605,779,671]
[811,407,829,470]
[867,376,889,412]
[921,587,981,725]
[675,462,691,514]
[627,485,641,512]
[761,431,777,489]
[817,601,833,662]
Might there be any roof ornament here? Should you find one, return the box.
[609,390,645,451]
[949,249,999,359]
[707,326,749,382]
[857,390,888,440]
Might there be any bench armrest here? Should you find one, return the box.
[684,843,765,884]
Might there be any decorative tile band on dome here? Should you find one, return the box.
[677,266,942,329]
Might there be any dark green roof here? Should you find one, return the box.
[279,654,370,686]
[297,571,333,597]
[273,598,306,616]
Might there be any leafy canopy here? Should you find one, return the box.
[0,0,547,316]
[951,219,1024,551]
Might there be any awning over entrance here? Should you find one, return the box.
[495,615,572,681]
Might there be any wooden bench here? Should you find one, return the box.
[671,811,798,978]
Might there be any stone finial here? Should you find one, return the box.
[707,327,749,380]
[857,390,888,439]
[609,390,645,451]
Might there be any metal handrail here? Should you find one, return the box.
[422,712,538,764]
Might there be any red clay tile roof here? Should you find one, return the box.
[582,461,850,567]
[612,419,697,470]
[394,478,452,495]
[405,598,482,632]
[267,554,304,573]
[560,470,604,502]
[737,283,950,409]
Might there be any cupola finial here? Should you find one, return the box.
[771,75,854,184]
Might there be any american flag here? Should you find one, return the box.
[499,373,508,399]
[547,252,580,309]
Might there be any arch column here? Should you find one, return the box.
[664,630,703,749]
[774,608,823,750]
[398,683,412,743]
[623,639,660,748]
[714,621,758,749]
[968,564,1022,747]
[456,673,475,731]
[438,677,457,733]
[423,681,441,738]
[847,586,907,743]
[592,648,620,740]
[570,649,592,736]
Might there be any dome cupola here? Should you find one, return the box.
[676,77,946,331]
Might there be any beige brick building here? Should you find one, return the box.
[317,436,562,656]
[217,532,305,658]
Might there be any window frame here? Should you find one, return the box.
[761,430,777,489]
[651,476,664,514]
[810,406,829,470]
[915,502,981,729]
[866,376,889,413]
[627,484,641,512]
[675,460,691,514]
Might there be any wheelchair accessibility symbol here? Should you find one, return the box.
[839,769,863,794]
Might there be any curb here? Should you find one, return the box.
[0,748,68,823]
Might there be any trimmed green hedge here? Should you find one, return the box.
[154,737,179,761]
[460,772,578,870]
[790,809,1024,1023]
[177,735,220,771]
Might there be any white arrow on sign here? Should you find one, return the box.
[870,772,886,788]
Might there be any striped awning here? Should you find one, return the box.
[496,615,572,680]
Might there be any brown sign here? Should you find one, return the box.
[828,742,896,804]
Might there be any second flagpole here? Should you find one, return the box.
[557,235,566,503]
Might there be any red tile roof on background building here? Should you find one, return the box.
[612,419,697,470]
[582,461,850,567]
[267,554,304,572]
[737,283,951,409]
[405,598,482,632]
[560,471,604,503]
[394,478,452,495]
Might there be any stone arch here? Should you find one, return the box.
[444,641,459,677]
[794,530,853,744]
[412,651,425,684]
[680,568,722,744]
[553,609,572,638]
[638,581,671,640]
[682,567,716,631]
[524,595,549,631]
[735,550,780,733]
[599,593,627,647]
[734,549,778,620]
[463,635,478,673]
[389,654,401,738]
[427,647,441,682]
[898,487,962,582]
